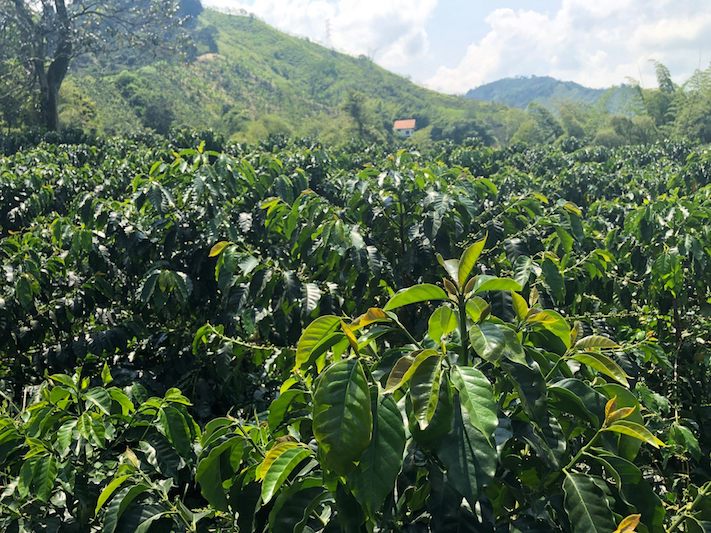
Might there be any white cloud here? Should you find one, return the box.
[427,0,711,94]
[203,0,438,71]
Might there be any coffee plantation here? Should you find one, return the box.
[0,136,710,531]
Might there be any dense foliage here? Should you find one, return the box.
[1,135,710,531]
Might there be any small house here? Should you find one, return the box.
[393,118,416,137]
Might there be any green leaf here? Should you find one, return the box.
[527,310,571,349]
[196,437,244,511]
[101,483,151,533]
[588,449,665,529]
[96,475,132,515]
[385,349,438,392]
[563,472,616,533]
[34,454,57,503]
[428,305,457,342]
[302,282,322,315]
[458,236,487,287]
[101,363,113,386]
[575,335,619,350]
[294,315,341,372]
[410,355,443,430]
[312,359,372,474]
[85,387,112,415]
[465,297,490,322]
[268,478,328,533]
[472,275,522,294]
[541,257,565,303]
[450,366,498,443]
[513,255,534,287]
[469,322,525,364]
[604,421,665,448]
[511,291,529,320]
[55,419,77,456]
[383,284,448,311]
[670,423,701,460]
[548,379,606,427]
[351,390,406,516]
[572,352,629,386]
[158,406,194,459]
[16,274,35,311]
[437,398,496,509]
[259,444,312,503]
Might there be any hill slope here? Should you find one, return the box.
[60,10,523,144]
[466,75,642,115]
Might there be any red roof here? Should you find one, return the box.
[393,119,416,130]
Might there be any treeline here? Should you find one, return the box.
[510,62,711,147]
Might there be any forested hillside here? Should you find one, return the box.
[53,10,522,144]
[466,75,640,115]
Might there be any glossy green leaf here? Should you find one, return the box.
[572,352,629,386]
[527,309,571,349]
[541,257,565,303]
[563,472,616,533]
[259,444,312,503]
[294,315,341,371]
[604,421,665,448]
[458,236,487,287]
[410,354,443,430]
[312,359,372,474]
[450,366,498,442]
[351,389,406,516]
[437,398,496,509]
[574,335,619,350]
[385,349,438,392]
[383,284,448,311]
[469,322,525,364]
[472,275,522,294]
[428,305,457,342]
[96,475,132,515]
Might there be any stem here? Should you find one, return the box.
[392,317,422,350]
[458,297,469,365]
[668,483,711,532]
[563,429,602,473]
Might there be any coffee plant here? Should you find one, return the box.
[0,136,709,531]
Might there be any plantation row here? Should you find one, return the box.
[0,137,710,531]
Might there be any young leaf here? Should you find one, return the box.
[603,421,665,448]
[458,236,487,287]
[472,275,522,294]
[615,514,641,533]
[208,241,230,257]
[260,445,312,503]
[572,352,629,386]
[428,305,457,342]
[383,284,448,311]
[575,335,619,350]
[294,315,341,371]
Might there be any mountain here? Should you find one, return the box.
[465,75,642,115]
[59,9,524,144]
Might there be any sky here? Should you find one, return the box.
[203,0,711,94]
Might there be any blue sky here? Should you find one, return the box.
[203,0,711,93]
